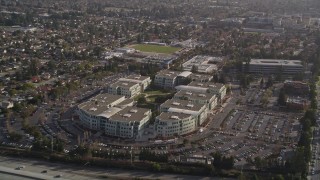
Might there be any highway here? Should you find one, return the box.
[309,83,320,179]
[0,156,230,180]
[310,127,320,180]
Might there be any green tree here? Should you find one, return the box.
[274,174,285,180]
[152,163,161,171]
[278,88,287,106]
[191,65,198,73]
[137,95,147,105]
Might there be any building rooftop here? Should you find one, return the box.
[178,71,192,78]
[175,90,216,101]
[110,106,150,122]
[157,112,192,122]
[175,85,208,93]
[124,74,150,81]
[189,73,213,82]
[156,70,182,78]
[248,59,303,66]
[182,55,222,72]
[116,98,135,107]
[188,81,225,90]
[161,99,206,112]
[109,81,140,89]
[78,94,125,116]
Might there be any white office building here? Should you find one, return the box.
[182,55,222,73]
[243,59,304,74]
[155,112,195,137]
[76,93,150,139]
[176,82,227,102]
[76,94,126,130]
[106,107,151,138]
[108,81,141,98]
[154,70,192,89]
[160,99,208,126]
[118,74,151,91]
[174,90,218,110]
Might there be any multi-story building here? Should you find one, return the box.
[118,74,152,91]
[242,59,304,74]
[141,55,177,69]
[182,55,222,73]
[108,81,141,98]
[154,70,192,89]
[160,99,208,126]
[154,70,180,89]
[106,107,151,138]
[176,82,227,102]
[284,80,310,96]
[155,112,195,137]
[76,94,126,130]
[76,93,150,139]
[174,90,218,110]
[286,97,310,110]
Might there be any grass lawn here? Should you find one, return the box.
[144,90,168,95]
[130,44,181,54]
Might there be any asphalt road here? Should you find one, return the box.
[310,127,320,180]
[309,84,320,179]
[0,156,232,180]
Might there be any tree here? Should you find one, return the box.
[137,95,147,105]
[191,65,198,73]
[8,89,17,96]
[304,109,316,126]
[278,88,287,106]
[211,152,234,169]
[260,78,264,88]
[239,74,250,89]
[183,139,189,145]
[152,163,161,171]
[274,175,285,180]
[266,76,273,88]
[8,132,22,142]
[254,157,266,170]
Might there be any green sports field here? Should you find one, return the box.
[130,44,181,54]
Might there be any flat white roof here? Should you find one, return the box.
[249,59,302,66]
[178,71,192,78]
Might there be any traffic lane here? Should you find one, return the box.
[0,156,221,180]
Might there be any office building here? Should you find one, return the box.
[108,81,141,98]
[182,55,222,73]
[176,82,227,102]
[243,59,303,74]
[118,74,151,91]
[155,112,195,137]
[106,107,151,138]
[174,90,218,110]
[160,99,208,126]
